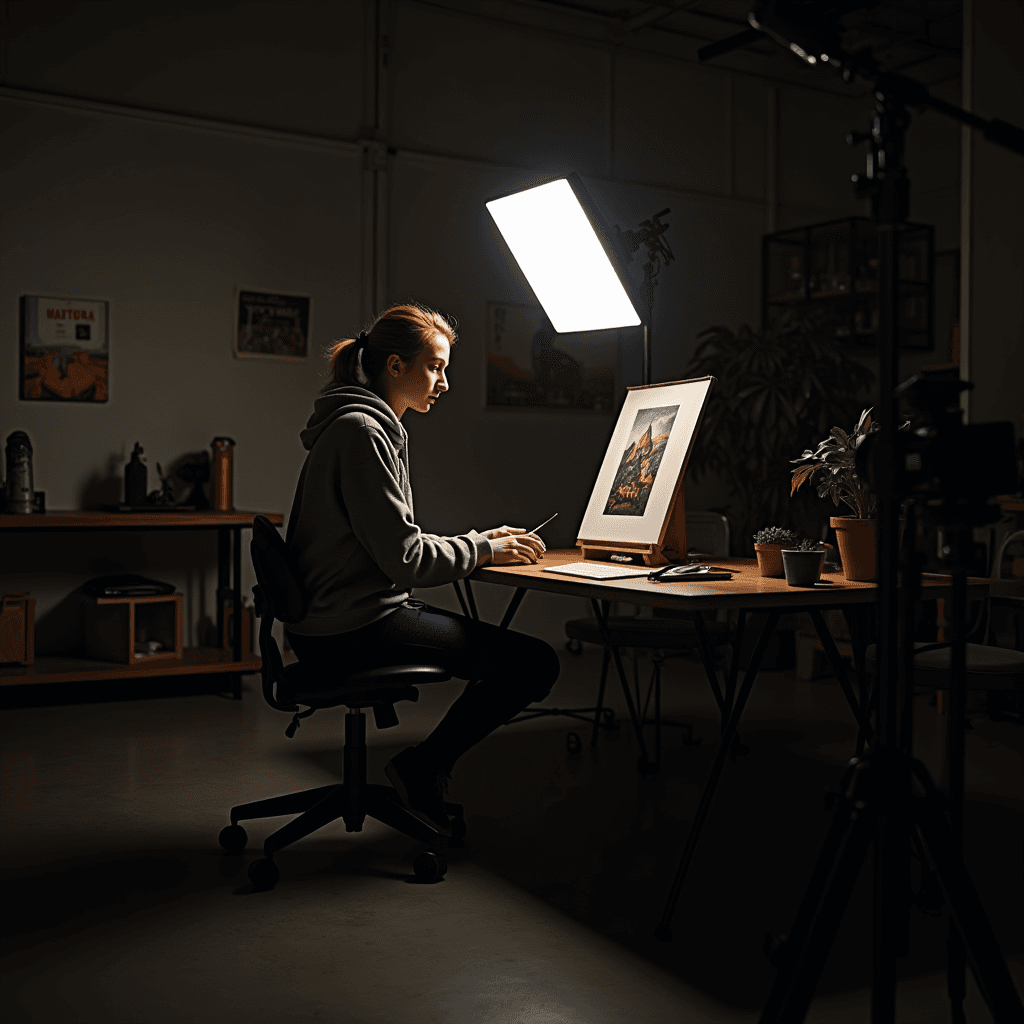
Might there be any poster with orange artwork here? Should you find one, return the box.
[20,296,109,402]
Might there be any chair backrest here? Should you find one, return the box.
[251,515,308,625]
[685,512,730,558]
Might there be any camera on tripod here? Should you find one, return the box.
[857,367,1018,528]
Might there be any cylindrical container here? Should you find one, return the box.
[124,442,148,506]
[211,437,236,511]
[781,548,825,587]
[5,432,35,515]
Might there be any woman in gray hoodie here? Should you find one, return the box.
[285,304,559,836]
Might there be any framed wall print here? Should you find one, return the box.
[19,296,109,402]
[235,289,310,360]
[485,301,617,411]
[577,377,715,558]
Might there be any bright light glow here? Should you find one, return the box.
[486,179,641,333]
[807,55,817,63]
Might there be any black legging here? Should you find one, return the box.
[286,599,559,774]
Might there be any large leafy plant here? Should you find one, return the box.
[684,311,875,553]
[790,408,911,518]
[790,408,878,517]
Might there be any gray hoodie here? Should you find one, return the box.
[285,386,492,635]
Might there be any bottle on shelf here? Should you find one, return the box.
[124,443,147,506]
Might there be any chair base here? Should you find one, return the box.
[221,708,464,887]
[228,782,464,855]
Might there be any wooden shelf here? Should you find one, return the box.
[0,647,261,686]
[0,510,283,530]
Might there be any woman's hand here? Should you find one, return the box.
[485,528,545,565]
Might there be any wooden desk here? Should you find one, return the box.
[468,548,994,939]
[0,510,283,698]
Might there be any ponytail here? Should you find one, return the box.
[325,303,457,391]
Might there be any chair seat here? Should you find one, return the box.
[565,616,730,649]
[866,642,1024,691]
[281,662,452,708]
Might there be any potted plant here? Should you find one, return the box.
[753,526,797,577]
[781,538,826,588]
[684,310,875,554]
[789,408,902,581]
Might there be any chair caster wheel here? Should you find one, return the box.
[247,857,280,891]
[413,851,447,883]
[218,824,247,855]
[566,732,582,755]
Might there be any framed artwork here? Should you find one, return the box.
[577,377,714,547]
[20,295,109,402]
[485,301,617,411]
[235,289,310,360]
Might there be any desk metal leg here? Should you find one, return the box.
[655,610,780,942]
[843,606,873,757]
[463,577,479,621]
[692,614,727,727]
[726,609,746,718]
[498,588,527,630]
[451,580,471,619]
[808,609,873,744]
[592,598,654,773]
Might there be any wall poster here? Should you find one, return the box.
[235,289,310,360]
[20,295,109,402]
[486,301,617,412]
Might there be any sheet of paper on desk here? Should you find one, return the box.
[541,563,654,580]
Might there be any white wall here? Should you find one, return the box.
[1,0,983,654]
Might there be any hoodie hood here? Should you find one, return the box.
[300,385,406,452]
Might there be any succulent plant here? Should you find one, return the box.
[795,538,825,551]
[753,525,798,546]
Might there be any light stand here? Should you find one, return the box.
[697,5,1024,1021]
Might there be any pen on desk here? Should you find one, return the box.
[529,513,558,534]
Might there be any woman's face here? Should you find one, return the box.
[386,333,450,418]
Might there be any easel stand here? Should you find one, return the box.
[578,480,688,567]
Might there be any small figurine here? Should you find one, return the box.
[147,463,175,506]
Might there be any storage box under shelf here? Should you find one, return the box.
[1,592,36,665]
[84,594,183,666]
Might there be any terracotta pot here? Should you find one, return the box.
[831,516,878,581]
[830,516,907,581]
[754,543,784,577]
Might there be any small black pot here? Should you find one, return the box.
[781,548,824,587]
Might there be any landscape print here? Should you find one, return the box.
[604,404,679,516]
[486,302,617,411]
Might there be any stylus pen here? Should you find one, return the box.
[529,513,558,534]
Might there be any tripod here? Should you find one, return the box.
[746,17,1024,1022]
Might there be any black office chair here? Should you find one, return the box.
[564,513,735,775]
[217,515,464,889]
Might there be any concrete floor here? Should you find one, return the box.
[2,645,1021,1023]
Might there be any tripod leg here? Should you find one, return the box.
[655,611,779,941]
[759,764,875,1024]
[913,784,1024,1022]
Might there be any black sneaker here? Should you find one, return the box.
[384,747,452,836]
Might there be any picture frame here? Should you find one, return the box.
[485,301,617,412]
[235,289,310,360]
[19,295,110,402]
[577,377,715,549]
